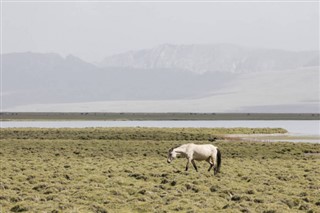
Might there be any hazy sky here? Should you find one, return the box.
[2,1,319,62]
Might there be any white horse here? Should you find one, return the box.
[167,143,221,175]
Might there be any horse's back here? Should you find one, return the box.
[189,144,217,160]
[193,143,217,151]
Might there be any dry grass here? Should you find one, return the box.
[0,128,319,213]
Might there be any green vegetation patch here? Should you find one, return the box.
[1,127,287,141]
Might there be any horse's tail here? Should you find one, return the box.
[215,148,222,174]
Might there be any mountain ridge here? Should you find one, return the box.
[99,43,319,74]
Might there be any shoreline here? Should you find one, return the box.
[225,133,320,143]
[1,112,320,121]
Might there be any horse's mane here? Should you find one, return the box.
[169,145,181,152]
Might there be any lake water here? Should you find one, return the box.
[1,120,319,136]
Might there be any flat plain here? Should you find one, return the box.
[1,128,320,213]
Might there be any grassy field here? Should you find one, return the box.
[1,128,320,213]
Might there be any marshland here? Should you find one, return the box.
[1,127,320,213]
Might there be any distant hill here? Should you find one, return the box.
[2,44,319,112]
[2,52,234,109]
[99,43,319,74]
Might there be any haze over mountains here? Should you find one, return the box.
[2,44,320,112]
[99,44,319,74]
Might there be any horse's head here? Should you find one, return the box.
[167,147,178,163]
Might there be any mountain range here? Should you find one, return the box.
[2,44,319,112]
[99,43,319,74]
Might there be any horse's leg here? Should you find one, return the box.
[191,160,198,172]
[214,167,218,175]
[207,157,214,171]
[185,158,190,171]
